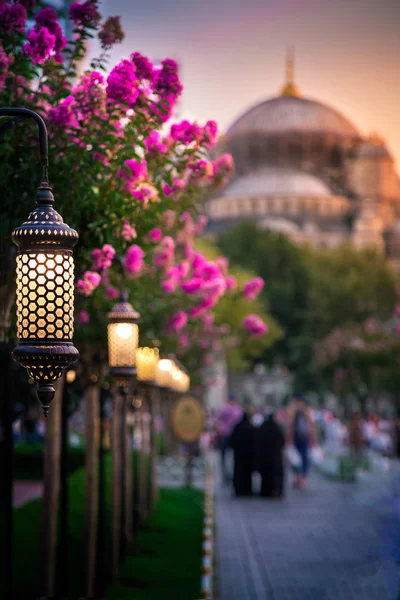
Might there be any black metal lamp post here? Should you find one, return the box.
[0,107,79,416]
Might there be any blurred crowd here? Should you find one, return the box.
[208,394,400,499]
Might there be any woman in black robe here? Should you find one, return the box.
[255,412,285,498]
[230,412,255,497]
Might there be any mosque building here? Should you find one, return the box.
[207,52,400,273]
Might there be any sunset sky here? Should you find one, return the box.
[90,0,400,166]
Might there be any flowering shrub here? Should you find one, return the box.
[0,0,273,385]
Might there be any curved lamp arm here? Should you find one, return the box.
[0,107,49,186]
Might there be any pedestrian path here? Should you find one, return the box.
[216,459,400,600]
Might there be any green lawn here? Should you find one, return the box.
[12,456,203,599]
[107,488,204,600]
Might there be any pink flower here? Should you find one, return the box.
[0,42,10,91]
[77,310,90,324]
[50,96,78,129]
[105,286,119,300]
[168,311,188,331]
[131,52,154,81]
[163,177,186,200]
[243,277,264,300]
[153,58,182,98]
[181,279,203,295]
[153,236,175,268]
[76,271,101,296]
[196,215,208,235]
[147,228,162,243]
[91,244,115,270]
[203,120,218,149]
[145,130,167,154]
[190,159,214,183]
[124,244,145,277]
[119,158,148,184]
[131,183,159,207]
[225,275,237,292]
[69,0,101,27]
[98,15,124,49]
[161,279,177,293]
[117,221,137,241]
[23,27,56,65]
[243,315,268,337]
[170,120,202,145]
[106,59,139,105]
[178,331,189,349]
[0,2,27,34]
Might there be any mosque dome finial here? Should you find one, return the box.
[280,48,301,97]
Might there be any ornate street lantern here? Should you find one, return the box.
[155,358,174,388]
[1,107,79,416]
[107,292,140,388]
[135,347,159,383]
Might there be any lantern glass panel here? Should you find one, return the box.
[136,347,159,382]
[108,322,139,368]
[16,252,74,343]
[155,358,173,387]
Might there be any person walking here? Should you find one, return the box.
[255,409,285,498]
[230,408,255,497]
[348,410,364,461]
[287,394,316,490]
[215,394,243,484]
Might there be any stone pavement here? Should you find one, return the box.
[215,457,400,600]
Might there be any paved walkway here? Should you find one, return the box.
[13,481,43,508]
[216,458,400,600]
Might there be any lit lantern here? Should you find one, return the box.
[136,347,159,383]
[0,107,79,416]
[12,183,79,417]
[155,358,173,388]
[107,293,140,387]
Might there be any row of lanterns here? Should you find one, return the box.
[5,106,190,416]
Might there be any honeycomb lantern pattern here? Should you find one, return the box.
[108,322,139,368]
[16,251,75,342]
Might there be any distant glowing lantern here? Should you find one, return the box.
[136,347,159,383]
[107,292,140,387]
[155,358,173,388]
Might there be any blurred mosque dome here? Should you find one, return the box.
[207,51,400,274]
[227,95,358,140]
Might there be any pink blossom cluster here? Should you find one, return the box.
[163,177,186,200]
[0,42,10,91]
[23,7,66,64]
[190,159,214,184]
[169,119,218,149]
[116,221,137,241]
[153,236,175,268]
[168,310,187,331]
[124,244,145,277]
[105,285,119,300]
[0,2,26,34]
[72,70,105,121]
[106,59,139,106]
[146,228,162,243]
[98,15,124,49]
[69,0,101,28]
[242,314,269,337]
[145,130,167,154]
[243,277,264,300]
[49,95,78,129]
[77,310,90,324]
[91,244,116,270]
[212,153,235,189]
[77,271,101,296]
